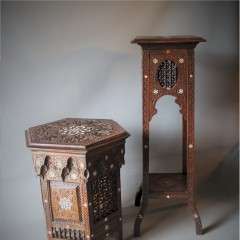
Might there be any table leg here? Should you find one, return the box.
[134,186,142,207]
[188,199,203,235]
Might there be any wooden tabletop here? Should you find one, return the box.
[26,118,129,150]
[131,35,206,44]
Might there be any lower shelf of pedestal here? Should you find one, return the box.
[149,173,188,198]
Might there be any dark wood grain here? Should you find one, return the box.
[149,173,187,193]
[132,36,206,237]
[132,35,206,44]
[26,118,129,240]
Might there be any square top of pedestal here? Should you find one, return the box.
[26,118,129,151]
[131,35,206,45]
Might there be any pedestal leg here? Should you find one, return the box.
[134,186,142,207]
[118,224,123,240]
[134,195,149,237]
[182,117,187,174]
[134,138,149,237]
[134,50,150,237]
[188,200,203,235]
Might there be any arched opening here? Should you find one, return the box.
[149,95,182,173]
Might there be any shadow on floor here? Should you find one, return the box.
[200,145,239,234]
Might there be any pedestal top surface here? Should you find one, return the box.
[26,118,129,150]
[131,35,206,44]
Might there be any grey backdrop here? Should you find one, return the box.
[0,2,238,240]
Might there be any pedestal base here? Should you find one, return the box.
[133,173,203,237]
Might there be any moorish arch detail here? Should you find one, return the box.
[150,94,186,121]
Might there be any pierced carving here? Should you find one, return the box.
[157,60,177,88]
[86,147,124,223]
[51,227,83,240]
[92,173,118,222]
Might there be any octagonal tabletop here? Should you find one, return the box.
[26,118,129,151]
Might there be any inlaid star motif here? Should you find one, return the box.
[178,89,184,94]
[179,58,184,63]
[153,58,158,64]
[59,197,72,210]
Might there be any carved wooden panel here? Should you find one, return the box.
[50,181,82,223]
[149,49,188,120]
[32,151,86,182]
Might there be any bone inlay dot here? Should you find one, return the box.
[179,58,184,63]
[188,144,194,148]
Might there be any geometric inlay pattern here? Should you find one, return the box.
[26,118,129,149]
[50,182,82,223]
[59,197,73,210]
